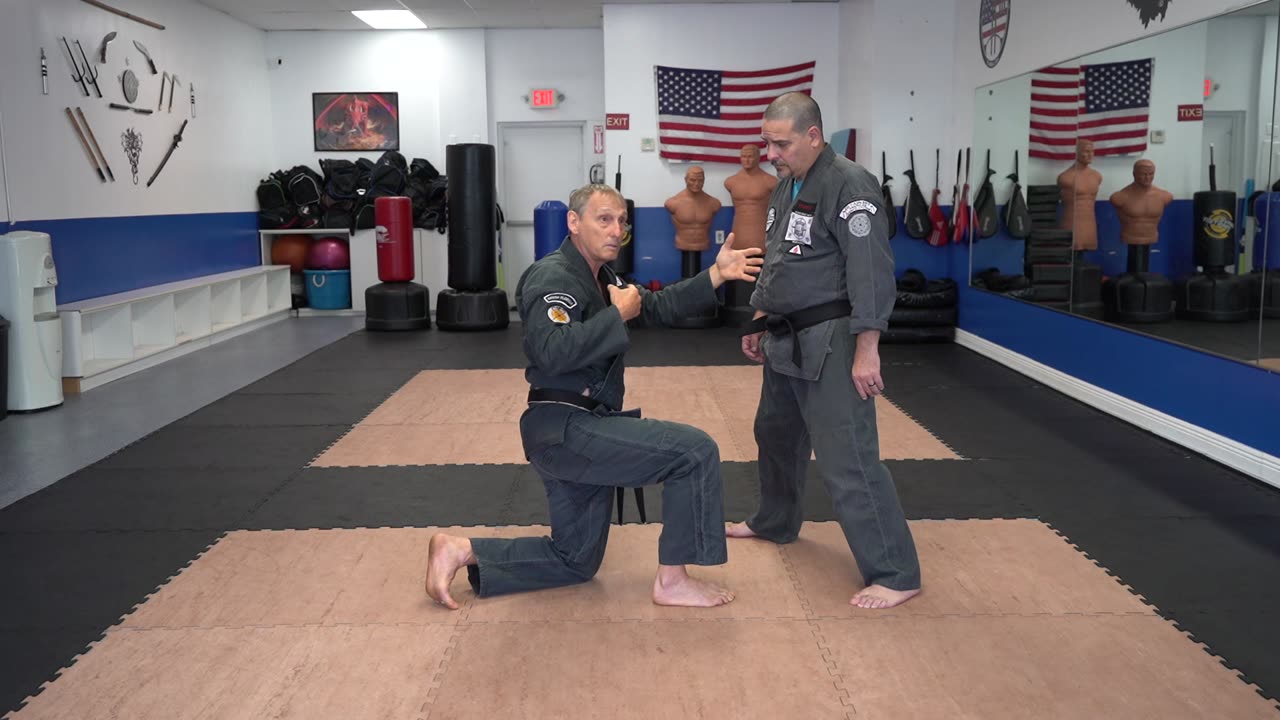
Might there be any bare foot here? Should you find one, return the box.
[424,533,475,610]
[850,584,920,609]
[652,566,735,608]
[725,522,758,539]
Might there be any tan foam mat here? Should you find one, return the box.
[12,520,1272,719]
[311,366,960,467]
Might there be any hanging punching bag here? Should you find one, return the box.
[447,143,497,292]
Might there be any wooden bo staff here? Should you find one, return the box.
[79,0,165,31]
[65,107,105,182]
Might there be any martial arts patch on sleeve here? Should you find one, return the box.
[547,305,571,324]
[839,199,878,220]
[848,212,873,238]
[543,292,578,309]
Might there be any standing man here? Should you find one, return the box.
[727,92,922,609]
[426,183,763,610]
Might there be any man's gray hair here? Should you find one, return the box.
[568,183,626,216]
[764,92,824,137]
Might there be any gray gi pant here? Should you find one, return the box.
[746,319,921,591]
[468,403,727,597]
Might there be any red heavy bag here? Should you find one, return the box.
[375,196,414,283]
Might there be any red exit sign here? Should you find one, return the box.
[1178,104,1204,122]
[606,113,630,130]
[529,88,560,109]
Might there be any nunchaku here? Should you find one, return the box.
[66,106,114,182]
[147,118,188,187]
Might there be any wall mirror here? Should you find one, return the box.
[969,0,1280,372]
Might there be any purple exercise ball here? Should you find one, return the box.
[307,236,350,270]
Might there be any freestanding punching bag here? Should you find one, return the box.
[609,157,636,277]
[365,196,431,331]
[436,144,510,331]
[534,201,568,260]
[1177,145,1248,322]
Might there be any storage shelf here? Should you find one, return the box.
[59,265,292,391]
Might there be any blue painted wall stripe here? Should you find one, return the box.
[10,212,261,304]
[958,286,1280,457]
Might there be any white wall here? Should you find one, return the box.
[863,0,959,206]
[838,0,876,165]
[0,0,270,221]
[602,3,841,208]
[265,30,488,172]
[485,28,605,294]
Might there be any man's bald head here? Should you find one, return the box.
[763,92,823,138]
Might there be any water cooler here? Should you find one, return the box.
[0,231,64,412]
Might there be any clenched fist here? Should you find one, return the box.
[607,282,641,321]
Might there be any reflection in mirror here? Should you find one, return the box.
[1253,24,1280,372]
[970,1,1280,369]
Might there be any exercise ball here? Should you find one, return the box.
[307,236,350,270]
[271,234,311,273]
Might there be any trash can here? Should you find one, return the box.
[0,314,8,421]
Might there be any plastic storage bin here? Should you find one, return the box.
[303,269,352,310]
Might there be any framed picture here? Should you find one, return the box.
[312,92,400,152]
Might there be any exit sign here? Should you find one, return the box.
[1178,104,1204,122]
[529,88,561,109]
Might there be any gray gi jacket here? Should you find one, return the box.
[516,236,718,411]
[749,145,896,380]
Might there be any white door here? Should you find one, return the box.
[498,123,586,297]
[1202,112,1243,194]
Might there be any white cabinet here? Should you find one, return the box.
[58,265,293,392]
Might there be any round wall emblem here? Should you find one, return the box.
[979,0,1009,69]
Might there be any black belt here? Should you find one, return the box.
[528,388,605,412]
[741,298,852,368]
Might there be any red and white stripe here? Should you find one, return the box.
[1028,65,1149,161]
[658,61,815,164]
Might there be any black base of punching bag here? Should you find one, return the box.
[721,279,756,328]
[1243,269,1280,318]
[1177,271,1250,322]
[670,249,722,329]
[366,282,431,331]
[883,325,955,344]
[436,288,510,331]
[1104,272,1174,323]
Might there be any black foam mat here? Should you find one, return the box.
[0,627,108,716]
[239,465,522,530]
[0,530,224,630]
[173,391,387,428]
[991,455,1280,520]
[1053,516,1280,614]
[96,425,351,470]
[0,468,293,533]
[1051,516,1280,703]
[235,368,418,396]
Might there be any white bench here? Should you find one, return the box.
[58,265,293,392]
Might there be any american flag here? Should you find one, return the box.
[1028,58,1153,161]
[655,61,815,164]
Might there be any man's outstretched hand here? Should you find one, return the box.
[710,232,764,287]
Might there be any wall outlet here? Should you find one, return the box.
[641,138,655,152]
[1150,129,1166,144]
[715,230,725,244]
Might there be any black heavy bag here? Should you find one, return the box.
[1004,150,1031,239]
[902,150,930,239]
[971,149,998,239]
[1193,190,1236,268]
[446,143,497,292]
[880,151,897,238]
